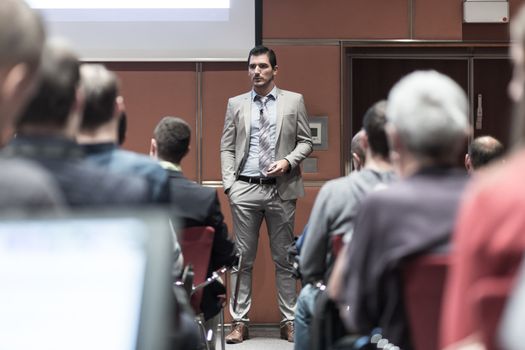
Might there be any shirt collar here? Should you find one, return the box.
[159,160,182,172]
[252,86,277,102]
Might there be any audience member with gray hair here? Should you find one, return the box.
[333,70,470,350]
[0,0,65,210]
[464,135,504,174]
[386,70,469,174]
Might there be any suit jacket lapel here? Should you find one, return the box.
[275,88,284,143]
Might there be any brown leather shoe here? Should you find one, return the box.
[280,321,294,342]
[225,322,249,344]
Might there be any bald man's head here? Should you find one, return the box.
[465,136,504,173]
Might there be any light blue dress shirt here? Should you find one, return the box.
[240,86,278,177]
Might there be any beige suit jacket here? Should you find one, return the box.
[220,88,313,200]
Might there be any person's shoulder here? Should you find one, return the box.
[169,171,215,194]
[168,173,216,203]
[229,91,251,103]
[320,175,350,193]
[75,161,149,203]
[114,149,164,171]
[0,157,48,175]
[0,158,64,208]
[358,178,405,207]
[277,88,303,100]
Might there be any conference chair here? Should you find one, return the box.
[179,226,215,312]
[178,226,218,350]
[402,254,449,350]
[179,226,241,350]
[331,233,345,258]
[320,253,448,350]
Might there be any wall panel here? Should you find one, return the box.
[272,45,342,181]
[264,0,409,39]
[201,63,249,181]
[414,0,462,39]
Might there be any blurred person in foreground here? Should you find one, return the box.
[0,0,64,210]
[441,5,525,350]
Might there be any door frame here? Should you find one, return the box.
[341,42,509,175]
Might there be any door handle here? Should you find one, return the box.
[476,93,483,130]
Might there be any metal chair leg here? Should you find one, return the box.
[219,308,226,350]
[196,316,210,350]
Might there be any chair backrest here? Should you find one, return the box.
[331,234,345,258]
[402,254,449,350]
[178,226,215,313]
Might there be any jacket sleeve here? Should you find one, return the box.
[220,98,237,192]
[284,95,313,169]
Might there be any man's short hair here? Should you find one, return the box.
[16,40,80,130]
[351,130,365,160]
[80,64,119,131]
[386,70,469,162]
[248,45,277,69]
[153,116,191,164]
[362,100,390,159]
[468,136,504,169]
[0,0,45,73]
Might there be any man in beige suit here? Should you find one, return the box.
[221,45,312,344]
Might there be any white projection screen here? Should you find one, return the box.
[26,0,257,61]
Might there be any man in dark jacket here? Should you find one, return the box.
[150,116,237,350]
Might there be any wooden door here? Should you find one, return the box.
[472,58,513,149]
[350,57,469,135]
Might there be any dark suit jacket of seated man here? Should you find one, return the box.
[151,116,237,321]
